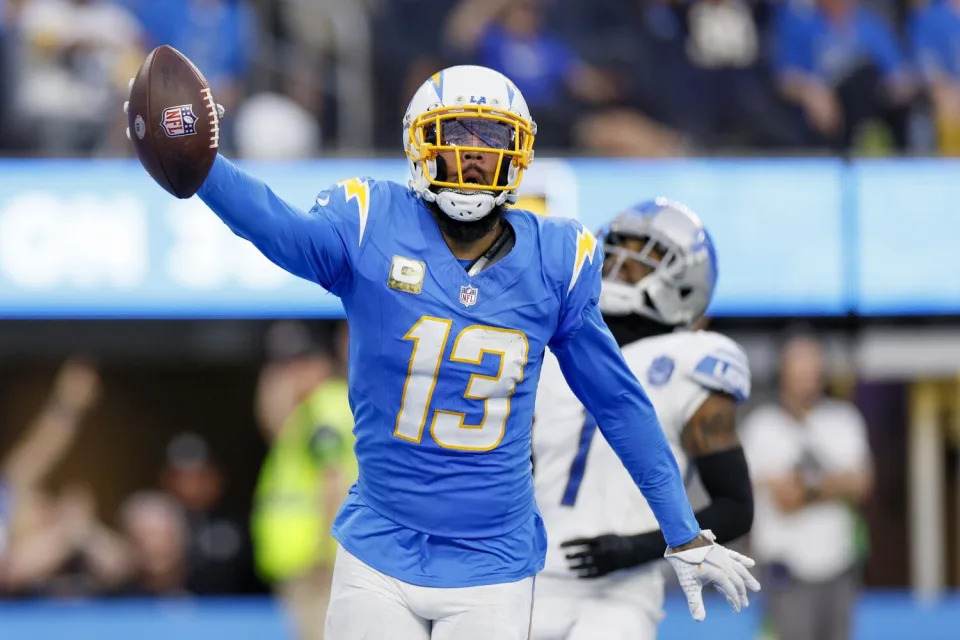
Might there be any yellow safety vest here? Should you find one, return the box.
[250,379,356,581]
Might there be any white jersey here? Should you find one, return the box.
[533,330,751,583]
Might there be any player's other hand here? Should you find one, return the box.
[561,533,658,578]
[664,529,760,622]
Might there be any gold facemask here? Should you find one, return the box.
[406,105,536,193]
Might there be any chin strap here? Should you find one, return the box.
[465,222,515,276]
[435,188,503,222]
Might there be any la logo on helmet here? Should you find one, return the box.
[469,96,487,105]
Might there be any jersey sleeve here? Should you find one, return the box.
[686,333,752,404]
[550,304,700,548]
[549,221,603,346]
[197,155,378,296]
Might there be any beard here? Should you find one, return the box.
[428,154,508,244]
[429,202,504,244]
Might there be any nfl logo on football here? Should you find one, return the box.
[161,104,198,138]
[459,285,478,307]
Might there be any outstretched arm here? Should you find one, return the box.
[197,155,355,295]
[551,305,701,549]
[1,361,100,491]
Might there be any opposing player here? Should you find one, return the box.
[128,63,753,639]
[533,200,760,639]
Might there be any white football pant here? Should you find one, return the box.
[531,573,663,640]
[324,545,534,640]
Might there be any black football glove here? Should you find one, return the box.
[561,532,665,579]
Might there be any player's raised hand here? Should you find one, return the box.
[664,530,760,621]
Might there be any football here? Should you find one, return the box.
[126,45,220,199]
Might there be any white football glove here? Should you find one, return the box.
[123,78,225,141]
[664,529,761,622]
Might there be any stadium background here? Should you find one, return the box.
[0,0,959,638]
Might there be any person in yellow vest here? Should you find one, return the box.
[251,321,355,640]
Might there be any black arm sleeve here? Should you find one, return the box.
[620,446,754,564]
[689,446,754,541]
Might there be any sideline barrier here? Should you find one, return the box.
[0,592,957,639]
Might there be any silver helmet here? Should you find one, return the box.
[598,198,718,327]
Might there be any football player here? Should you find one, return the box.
[533,199,759,640]
[128,64,756,639]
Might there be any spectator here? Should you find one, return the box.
[274,0,380,149]
[1,484,129,597]
[160,432,259,594]
[445,0,672,152]
[126,0,256,114]
[0,360,101,495]
[446,0,686,155]
[0,0,14,150]
[0,360,129,597]
[235,92,321,159]
[370,0,455,149]
[675,0,807,148]
[117,491,190,596]
[774,0,916,150]
[0,473,7,549]
[910,0,960,154]
[251,321,355,640]
[742,332,874,640]
[14,0,144,154]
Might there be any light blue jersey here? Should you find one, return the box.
[198,155,699,587]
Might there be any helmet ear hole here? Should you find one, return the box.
[642,290,658,314]
[434,154,448,183]
[679,286,693,299]
[496,158,511,187]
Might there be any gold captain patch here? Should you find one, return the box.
[388,255,426,294]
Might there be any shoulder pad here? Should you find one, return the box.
[314,177,398,247]
[686,332,751,403]
[551,217,600,293]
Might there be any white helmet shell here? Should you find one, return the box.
[403,65,536,222]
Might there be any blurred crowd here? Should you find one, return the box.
[0,321,875,640]
[0,321,353,622]
[0,359,264,599]
[1,0,960,157]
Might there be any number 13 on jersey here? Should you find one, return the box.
[394,316,529,451]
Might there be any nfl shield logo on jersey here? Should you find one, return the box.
[459,285,478,307]
[160,104,198,138]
